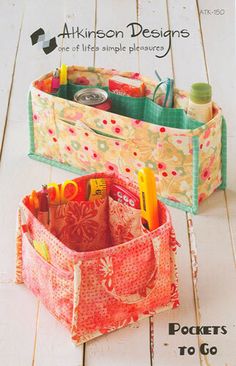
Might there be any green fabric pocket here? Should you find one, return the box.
[54,83,204,131]
[143,98,204,129]
[108,91,145,120]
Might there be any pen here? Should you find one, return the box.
[38,185,49,226]
[29,190,39,217]
[52,68,60,93]
[138,168,159,231]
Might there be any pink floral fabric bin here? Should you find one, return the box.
[28,66,227,214]
[16,172,179,345]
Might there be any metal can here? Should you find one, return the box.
[74,88,112,111]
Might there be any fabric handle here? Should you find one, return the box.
[101,236,161,304]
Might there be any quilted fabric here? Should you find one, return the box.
[16,172,179,344]
[29,66,226,213]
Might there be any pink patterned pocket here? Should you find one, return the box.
[22,233,73,328]
[49,198,110,251]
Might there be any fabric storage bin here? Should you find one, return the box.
[16,172,179,345]
[28,66,227,214]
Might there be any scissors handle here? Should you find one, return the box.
[47,183,60,205]
[61,180,78,203]
[47,180,78,204]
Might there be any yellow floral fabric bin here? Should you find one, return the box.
[28,66,227,214]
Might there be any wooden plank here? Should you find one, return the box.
[226,135,236,266]
[86,322,151,366]
[189,193,236,365]
[0,1,56,359]
[95,0,139,71]
[197,0,235,130]
[0,0,24,155]
[0,284,37,366]
[167,0,207,89]
[0,123,51,361]
[0,121,51,283]
[189,1,236,364]
[138,0,173,80]
[7,0,64,123]
[138,1,200,364]
[151,209,201,365]
[34,304,83,366]
[168,0,236,364]
[198,0,236,265]
[58,0,96,67]
[50,168,77,182]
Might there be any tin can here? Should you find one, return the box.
[74,88,112,111]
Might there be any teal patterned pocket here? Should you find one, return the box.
[55,84,204,131]
[108,91,145,119]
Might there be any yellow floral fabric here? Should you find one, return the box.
[30,66,223,211]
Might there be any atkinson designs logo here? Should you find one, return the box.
[30,22,190,58]
[30,28,57,54]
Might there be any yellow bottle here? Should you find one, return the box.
[187,82,212,123]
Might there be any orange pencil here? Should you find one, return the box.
[29,190,39,217]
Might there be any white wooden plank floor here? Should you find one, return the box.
[0,1,235,365]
